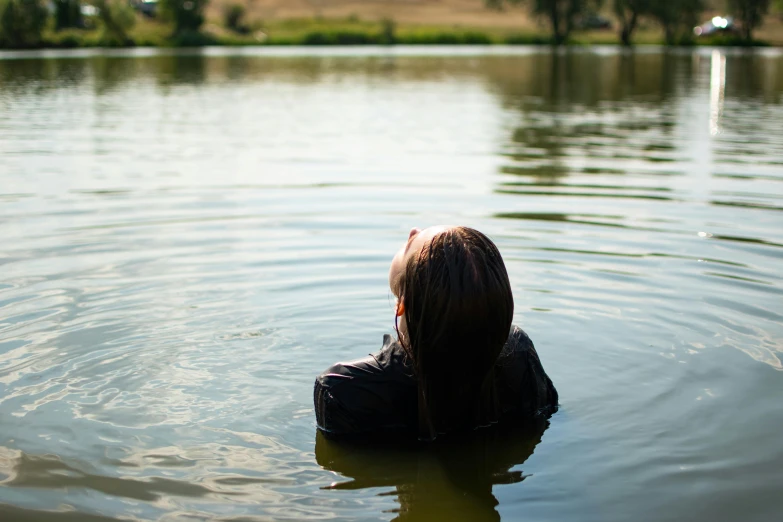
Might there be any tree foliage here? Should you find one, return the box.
[611,0,704,45]
[0,0,47,48]
[648,0,704,45]
[729,0,771,41]
[487,0,714,46]
[95,0,136,45]
[613,0,648,45]
[160,0,209,35]
[486,0,603,44]
[54,0,82,30]
[223,3,248,34]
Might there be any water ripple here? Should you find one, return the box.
[0,47,782,521]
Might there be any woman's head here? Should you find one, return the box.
[388,226,514,439]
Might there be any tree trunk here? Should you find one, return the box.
[563,0,577,44]
[664,23,675,45]
[620,10,638,46]
[550,2,562,44]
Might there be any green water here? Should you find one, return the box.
[0,46,782,521]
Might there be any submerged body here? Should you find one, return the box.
[315,225,557,440]
[314,325,558,438]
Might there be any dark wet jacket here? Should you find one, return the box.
[314,326,558,439]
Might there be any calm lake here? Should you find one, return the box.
[0,46,782,521]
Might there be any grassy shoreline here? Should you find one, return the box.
[17,17,779,50]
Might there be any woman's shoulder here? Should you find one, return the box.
[314,326,558,438]
[314,335,417,437]
[316,335,412,388]
[502,325,535,354]
[495,325,559,417]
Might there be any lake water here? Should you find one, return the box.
[0,46,782,522]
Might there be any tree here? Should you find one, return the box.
[648,0,704,45]
[613,0,649,46]
[54,0,82,30]
[729,0,771,41]
[160,0,209,35]
[223,3,248,34]
[486,0,603,44]
[0,0,47,48]
[94,0,136,45]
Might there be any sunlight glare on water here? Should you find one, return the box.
[0,46,782,522]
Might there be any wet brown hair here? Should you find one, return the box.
[395,227,514,440]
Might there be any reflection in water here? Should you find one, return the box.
[2,451,216,501]
[489,51,705,190]
[0,47,782,522]
[316,419,548,522]
[92,56,139,95]
[155,54,207,86]
[710,50,726,136]
[0,505,120,522]
[488,48,783,375]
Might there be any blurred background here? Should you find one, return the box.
[1,2,783,522]
[0,0,782,49]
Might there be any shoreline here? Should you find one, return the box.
[3,36,776,52]
[4,16,780,51]
[3,44,782,60]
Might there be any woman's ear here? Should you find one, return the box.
[396,299,405,317]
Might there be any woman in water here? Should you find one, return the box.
[314,226,558,441]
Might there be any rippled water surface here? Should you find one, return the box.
[1,46,782,521]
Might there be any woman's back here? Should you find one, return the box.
[315,325,558,439]
[315,225,559,441]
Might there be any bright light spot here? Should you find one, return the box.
[712,16,729,29]
[697,231,713,238]
[694,26,703,36]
